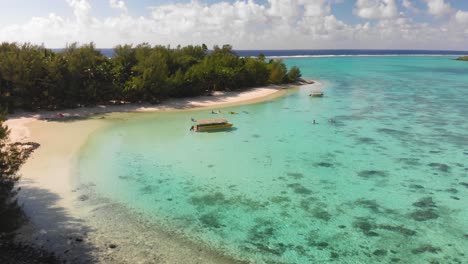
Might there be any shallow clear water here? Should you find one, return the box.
[77,56,468,263]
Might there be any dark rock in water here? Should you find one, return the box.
[391,257,401,262]
[78,195,89,201]
[446,188,458,194]
[373,249,388,256]
[428,163,450,172]
[377,224,417,236]
[357,170,388,178]
[412,197,437,208]
[338,225,346,229]
[451,196,460,200]
[411,245,441,254]
[109,244,117,249]
[459,182,468,188]
[429,150,442,154]
[409,210,439,221]
[409,184,425,189]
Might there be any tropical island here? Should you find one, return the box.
[0,42,302,113]
[455,56,468,61]
[0,42,314,263]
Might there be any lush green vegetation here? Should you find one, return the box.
[0,114,24,234]
[456,56,468,61]
[0,43,301,112]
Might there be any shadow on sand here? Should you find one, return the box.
[13,182,97,263]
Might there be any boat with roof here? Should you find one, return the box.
[191,118,233,132]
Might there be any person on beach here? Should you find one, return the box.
[191,117,196,122]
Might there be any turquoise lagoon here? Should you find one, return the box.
[77,56,468,263]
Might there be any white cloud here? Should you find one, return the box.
[0,0,467,50]
[402,0,421,13]
[455,10,468,24]
[425,0,452,17]
[354,0,398,19]
[109,0,127,13]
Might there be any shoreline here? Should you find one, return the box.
[5,81,319,263]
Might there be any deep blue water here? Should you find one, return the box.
[52,49,468,58]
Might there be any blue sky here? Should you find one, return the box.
[0,0,467,49]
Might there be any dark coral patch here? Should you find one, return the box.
[357,170,388,178]
[330,251,339,259]
[398,158,421,166]
[409,210,439,221]
[446,188,458,194]
[459,182,468,188]
[373,249,388,256]
[270,196,291,204]
[411,245,441,254]
[356,137,376,144]
[355,199,381,213]
[287,172,304,179]
[312,208,332,221]
[190,192,225,206]
[287,183,313,195]
[377,224,416,236]
[316,162,334,168]
[377,128,410,137]
[353,219,379,237]
[428,163,450,172]
[199,213,223,229]
[412,197,437,208]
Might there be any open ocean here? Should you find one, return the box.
[51,48,468,58]
[75,55,468,263]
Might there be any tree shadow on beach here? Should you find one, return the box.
[12,181,98,263]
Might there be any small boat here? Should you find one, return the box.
[309,91,324,97]
[192,118,233,132]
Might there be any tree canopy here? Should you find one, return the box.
[0,42,302,112]
[0,114,24,233]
